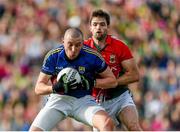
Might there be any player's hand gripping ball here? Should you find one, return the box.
[57,67,81,84]
[53,67,81,93]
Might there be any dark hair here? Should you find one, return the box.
[90,9,110,26]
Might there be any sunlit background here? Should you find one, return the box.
[0,0,179,131]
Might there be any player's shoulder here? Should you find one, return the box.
[82,45,99,55]
[82,45,104,60]
[108,35,131,52]
[45,44,64,58]
[110,35,128,46]
[84,38,92,43]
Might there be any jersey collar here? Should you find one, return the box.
[90,35,112,51]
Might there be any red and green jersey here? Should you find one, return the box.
[84,35,133,101]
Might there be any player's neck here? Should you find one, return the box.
[93,37,107,52]
[93,36,106,46]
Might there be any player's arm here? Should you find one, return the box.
[34,72,53,95]
[96,66,118,89]
[117,58,139,85]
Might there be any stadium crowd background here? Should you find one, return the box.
[0,0,179,131]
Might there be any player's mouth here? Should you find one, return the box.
[95,32,102,37]
[96,31,102,34]
[71,53,78,58]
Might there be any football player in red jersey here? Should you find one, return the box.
[84,9,142,131]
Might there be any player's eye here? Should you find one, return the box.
[74,43,80,47]
[68,42,72,45]
[68,42,73,47]
[93,23,97,26]
[100,22,106,26]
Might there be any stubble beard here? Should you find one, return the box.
[95,32,107,41]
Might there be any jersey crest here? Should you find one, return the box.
[78,66,85,74]
[110,54,116,63]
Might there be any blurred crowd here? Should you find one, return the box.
[0,0,179,131]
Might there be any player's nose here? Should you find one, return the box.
[71,46,77,52]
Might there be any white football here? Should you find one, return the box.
[57,67,81,84]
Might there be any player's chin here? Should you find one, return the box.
[96,36,104,41]
[96,32,102,36]
[70,55,78,60]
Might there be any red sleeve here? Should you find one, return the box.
[117,41,133,62]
